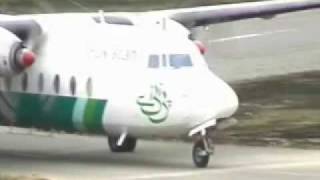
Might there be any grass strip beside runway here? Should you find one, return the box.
[0,174,47,180]
[216,71,320,148]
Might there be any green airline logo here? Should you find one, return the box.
[136,84,171,124]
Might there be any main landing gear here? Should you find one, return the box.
[192,129,214,168]
[108,136,137,153]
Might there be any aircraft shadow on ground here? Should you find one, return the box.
[0,146,211,169]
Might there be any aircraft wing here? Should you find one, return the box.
[162,0,320,28]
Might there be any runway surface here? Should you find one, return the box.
[0,129,320,180]
[201,9,320,82]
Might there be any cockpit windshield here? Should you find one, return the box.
[148,55,160,68]
[169,54,193,69]
[148,54,193,69]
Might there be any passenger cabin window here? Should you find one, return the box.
[169,54,193,69]
[70,76,76,95]
[53,75,60,94]
[5,78,11,90]
[148,55,160,68]
[38,73,44,92]
[22,73,28,91]
[86,78,93,97]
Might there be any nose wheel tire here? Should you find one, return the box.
[108,136,137,153]
[192,140,210,168]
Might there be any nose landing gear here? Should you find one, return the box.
[108,136,137,153]
[192,129,214,168]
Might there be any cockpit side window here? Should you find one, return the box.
[148,55,160,68]
[169,54,193,69]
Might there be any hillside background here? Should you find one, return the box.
[0,0,262,13]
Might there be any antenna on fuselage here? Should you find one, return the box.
[98,9,106,24]
[162,18,167,31]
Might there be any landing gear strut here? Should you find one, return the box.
[108,136,137,153]
[192,129,214,168]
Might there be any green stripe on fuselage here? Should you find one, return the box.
[0,91,107,134]
[83,99,106,133]
[41,96,77,132]
[72,99,88,132]
[15,93,50,129]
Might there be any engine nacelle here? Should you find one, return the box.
[0,27,35,76]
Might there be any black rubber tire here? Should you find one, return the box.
[125,137,137,152]
[192,140,210,168]
[108,136,137,153]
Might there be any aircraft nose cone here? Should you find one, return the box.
[217,82,239,118]
[187,72,239,127]
[198,72,239,120]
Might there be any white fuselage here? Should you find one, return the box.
[0,13,238,138]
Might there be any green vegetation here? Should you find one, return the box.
[0,174,47,180]
[0,0,263,14]
[215,71,320,148]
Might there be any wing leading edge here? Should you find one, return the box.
[164,0,320,28]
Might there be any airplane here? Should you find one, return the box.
[0,0,319,168]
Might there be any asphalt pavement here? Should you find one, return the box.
[0,129,320,180]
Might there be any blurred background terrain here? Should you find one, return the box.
[0,0,262,14]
